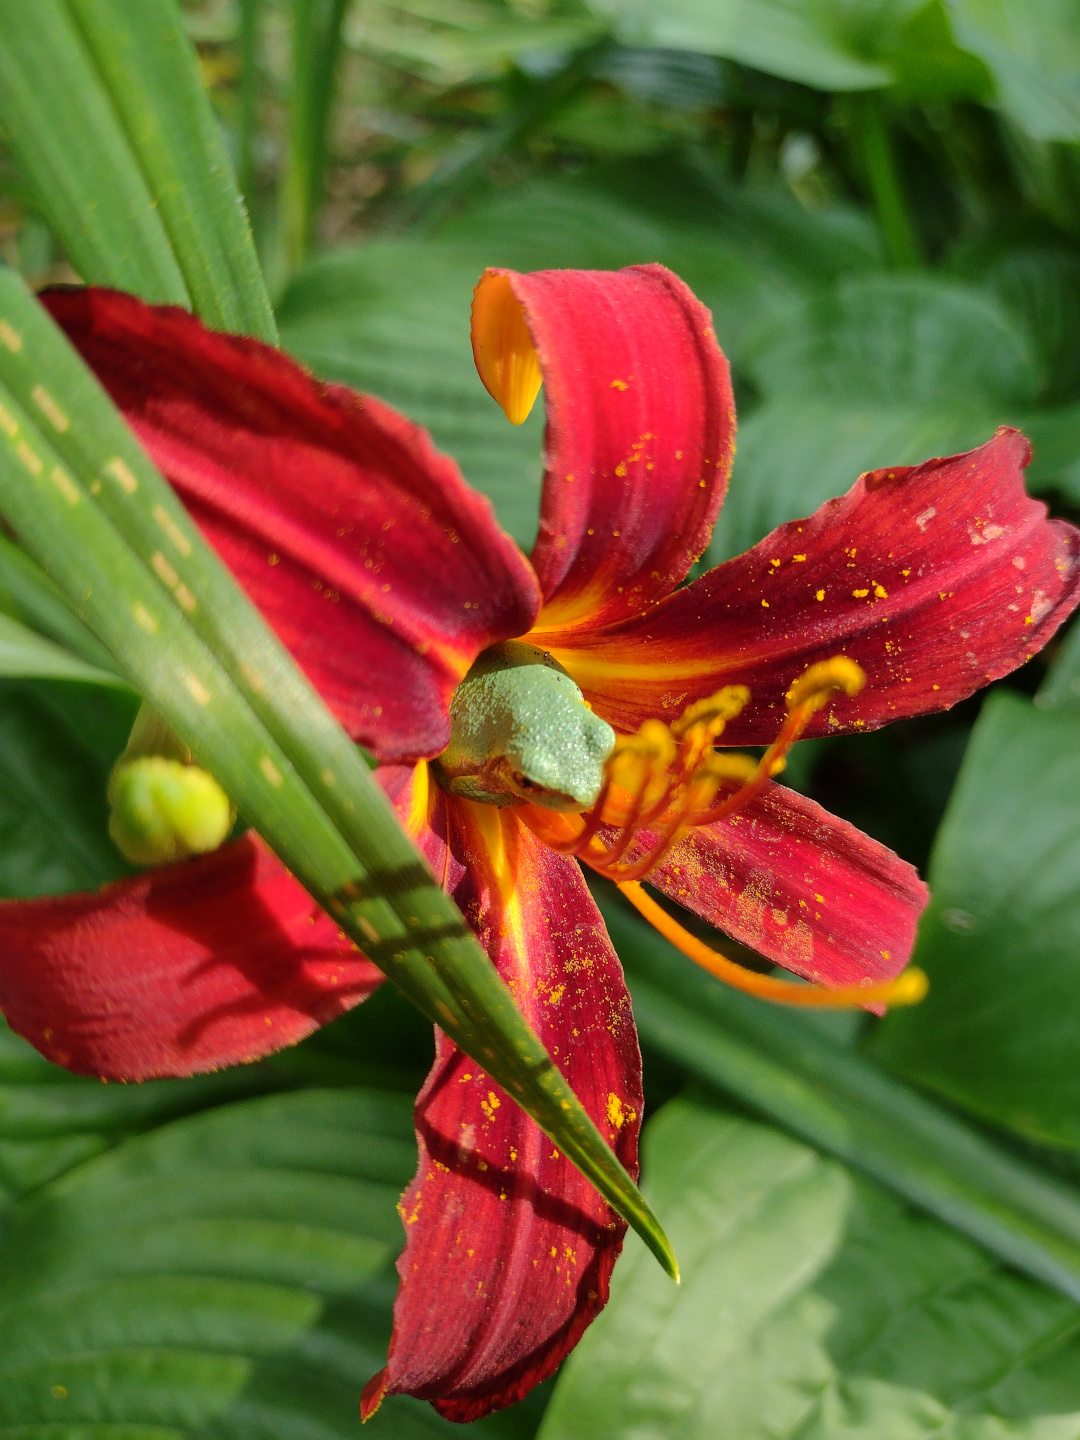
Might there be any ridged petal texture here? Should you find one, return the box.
[371,764,642,1422]
[641,782,928,989]
[0,834,382,1080]
[488,265,735,634]
[546,429,1080,742]
[42,287,541,762]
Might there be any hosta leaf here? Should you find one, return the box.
[542,1098,1080,1440]
[587,0,898,91]
[0,679,134,899]
[709,273,1045,561]
[871,691,1080,1151]
[709,397,999,561]
[0,1088,535,1437]
[945,0,1080,142]
[744,273,1039,407]
[951,239,1080,404]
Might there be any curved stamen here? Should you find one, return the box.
[619,880,928,1011]
[694,657,866,827]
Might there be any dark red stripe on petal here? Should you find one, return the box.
[549,428,1080,741]
[375,774,641,1422]
[43,287,541,762]
[640,782,927,990]
[0,834,381,1080]
[489,265,734,633]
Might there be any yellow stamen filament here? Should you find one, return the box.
[519,683,755,879]
[694,656,866,826]
[471,271,543,425]
[516,654,923,1010]
[619,880,929,1010]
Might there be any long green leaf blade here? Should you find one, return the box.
[0,0,190,304]
[63,0,277,342]
[0,533,122,675]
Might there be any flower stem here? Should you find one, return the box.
[848,91,924,269]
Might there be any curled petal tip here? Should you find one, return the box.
[360,1368,388,1422]
[471,270,543,425]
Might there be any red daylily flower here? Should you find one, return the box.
[0,268,1077,1423]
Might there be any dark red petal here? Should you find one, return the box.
[642,782,928,988]
[489,265,734,632]
[547,429,1080,741]
[42,287,541,763]
[376,765,641,1422]
[0,834,381,1081]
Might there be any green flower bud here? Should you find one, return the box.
[108,756,234,867]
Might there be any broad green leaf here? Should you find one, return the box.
[0,1087,536,1437]
[951,239,1080,404]
[599,890,1080,1305]
[542,1097,1080,1440]
[541,1100,850,1440]
[63,0,276,341]
[946,0,1080,141]
[884,0,992,103]
[0,1015,273,1206]
[345,0,605,85]
[0,679,134,899]
[588,0,900,90]
[0,257,673,1276]
[871,691,1080,1151]
[710,273,1040,559]
[0,612,128,688]
[593,0,988,101]
[745,273,1040,407]
[710,397,998,561]
[0,0,190,303]
[1039,613,1080,713]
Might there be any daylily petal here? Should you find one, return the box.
[547,429,1080,741]
[0,833,381,1080]
[372,765,641,1422]
[641,781,927,988]
[43,287,541,762]
[477,266,734,633]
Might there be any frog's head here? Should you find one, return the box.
[436,641,615,811]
